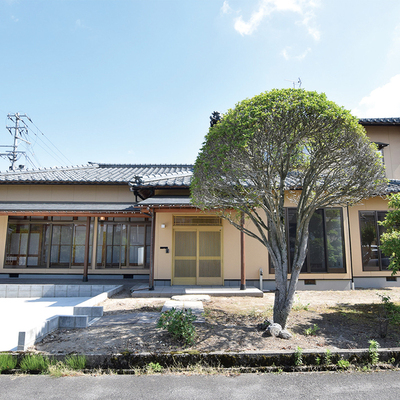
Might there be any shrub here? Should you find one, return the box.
[157,308,197,346]
[0,354,17,373]
[65,355,86,370]
[20,354,50,372]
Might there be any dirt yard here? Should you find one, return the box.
[34,287,400,355]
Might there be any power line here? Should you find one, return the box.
[1,113,74,170]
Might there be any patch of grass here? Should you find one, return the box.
[47,361,85,378]
[20,354,50,373]
[65,355,86,370]
[304,324,319,336]
[157,308,197,346]
[0,354,17,373]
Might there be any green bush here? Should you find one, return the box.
[20,354,50,372]
[157,308,197,346]
[0,354,17,373]
[368,340,380,365]
[65,355,86,370]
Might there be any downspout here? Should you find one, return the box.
[240,212,246,290]
[347,205,355,290]
[149,210,156,290]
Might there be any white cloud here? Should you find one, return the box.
[11,15,19,22]
[352,75,400,118]
[232,0,320,39]
[280,46,311,61]
[221,1,232,14]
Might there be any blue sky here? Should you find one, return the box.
[0,0,399,171]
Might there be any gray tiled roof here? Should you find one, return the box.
[138,196,192,206]
[387,180,400,193]
[360,118,400,126]
[0,163,193,185]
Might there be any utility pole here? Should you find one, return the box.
[0,113,32,171]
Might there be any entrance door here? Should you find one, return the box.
[173,228,222,285]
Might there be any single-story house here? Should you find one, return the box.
[0,118,399,290]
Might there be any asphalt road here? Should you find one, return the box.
[1,370,400,400]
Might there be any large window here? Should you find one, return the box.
[271,208,346,274]
[359,211,389,271]
[5,217,93,269]
[96,218,151,269]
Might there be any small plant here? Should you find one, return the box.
[324,349,332,365]
[337,358,350,370]
[157,308,197,346]
[292,296,310,311]
[0,354,17,373]
[304,324,319,336]
[20,354,50,372]
[146,362,163,373]
[294,346,303,366]
[65,355,86,370]
[315,356,321,366]
[368,340,380,365]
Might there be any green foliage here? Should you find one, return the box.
[294,346,303,366]
[20,354,50,372]
[337,358,351,369]
[378,293,400,324]
[191,88,387,328]
[304,324,319,336]
[65,355,86,370]
[324,349,332,365]
[0,354,17,373]
[292,296,310,311]
[368,340,380,365]
[379,193,400,275]
[157,308,197,346]
[146,362,163,373]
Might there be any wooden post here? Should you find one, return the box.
[149,211,156,290]
[240,212,246,290]
[82,216,91,282]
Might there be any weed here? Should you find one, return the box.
[304,324,319,336]
[157,308,197,346]
[315,356,321,366]
[292,296,310,311]
[146,362,163,373]
[324,349,332,365]
[47,361,84,378]
[337,358,351,370]
[0,354,17,373]
[368,340,380,365]
[294,346,303,366]
[65,355,86,370]
[20,354,50,372]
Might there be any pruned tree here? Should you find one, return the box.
[379,193,400,275]
[191,88,387,329]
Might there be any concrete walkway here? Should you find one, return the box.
[130,283,263,297]
[0,297,92,352]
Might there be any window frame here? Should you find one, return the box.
[359,210,388,271]
[269,207,346,274]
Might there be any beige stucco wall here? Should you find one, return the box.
[0,184,134,203]
[365,125,400,180]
